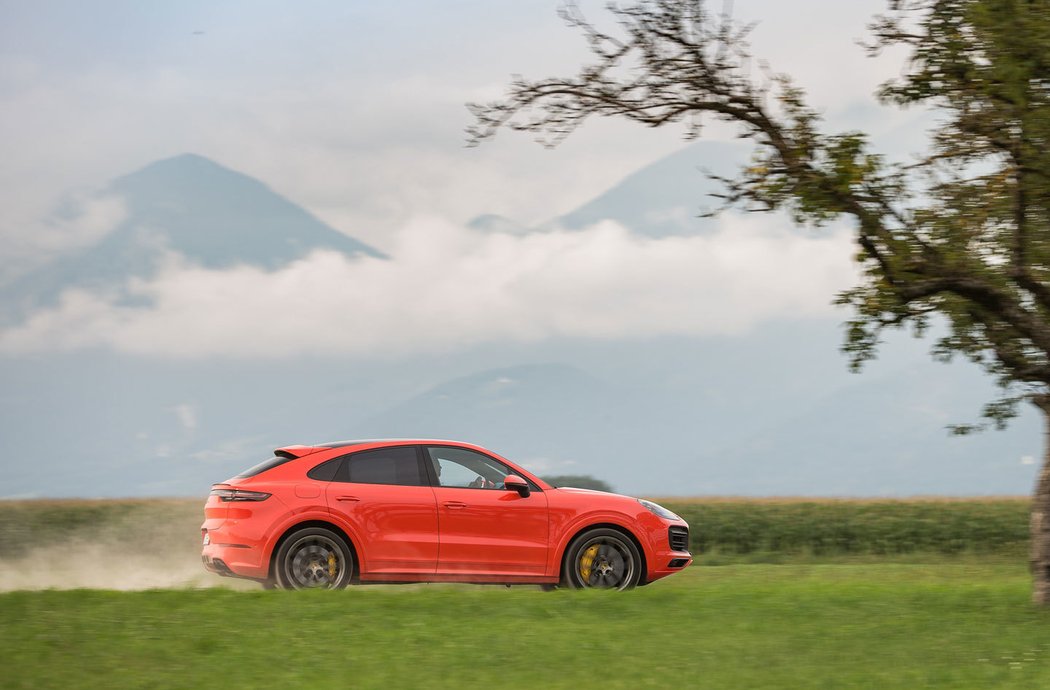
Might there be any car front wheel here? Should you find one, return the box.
[564,528,641,590]
[274,526,354,590]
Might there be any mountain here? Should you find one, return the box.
[681,360,1040,496]
[360,363,626,473]
[467,214,531,236]
[108,154,383,268]
[550,141,746,237]
[466,140,747,238]
[2,154,382,319]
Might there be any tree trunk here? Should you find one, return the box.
[1031,397,1050,606]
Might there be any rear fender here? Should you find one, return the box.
[262,509,366,575]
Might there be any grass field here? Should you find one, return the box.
[3,564,1050,689]
[1,498,1046,688]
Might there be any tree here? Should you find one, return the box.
[467,0,1050,604]
[543,474,615,492]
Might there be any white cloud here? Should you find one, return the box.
[172,403,197,432]
[0,190,127,284]
[0,214,857,358]
[188,436,262,465]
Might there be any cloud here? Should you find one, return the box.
[0,214,857,358]
[172,403,197,432]
[188,436,263,465]
[0,190,127,285]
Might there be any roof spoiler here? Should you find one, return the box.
[274,445,325,459]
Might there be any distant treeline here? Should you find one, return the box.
[660,498,1030,559]
[542,475,613,492]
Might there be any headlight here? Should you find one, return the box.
[638,499,681,521]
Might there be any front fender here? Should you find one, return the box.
[547,510,650,578]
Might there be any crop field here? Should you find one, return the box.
[1,498,1047,689]
[0,497,1032,585]
[662,497,1031,561]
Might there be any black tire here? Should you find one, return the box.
[563,527,641,590]
[274,526,354,590]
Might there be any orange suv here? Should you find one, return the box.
[201,439,692,590]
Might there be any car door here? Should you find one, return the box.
[425,445,549,576]
[324,445,439,576]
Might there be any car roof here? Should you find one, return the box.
[269,438,552,491]
[314,438,474,450]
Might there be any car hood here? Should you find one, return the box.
[553,487,634,500]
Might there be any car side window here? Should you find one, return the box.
[426,446,518,490]
[335,446,424,486]
[307,457,341,481]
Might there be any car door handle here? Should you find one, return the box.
[443,501,467,509]
[336,496,360,502]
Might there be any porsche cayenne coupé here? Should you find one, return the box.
[201,439,692,590]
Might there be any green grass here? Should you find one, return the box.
[3,564,1050,689]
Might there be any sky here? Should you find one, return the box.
[3,1,1040,499]
[0,0,928,359]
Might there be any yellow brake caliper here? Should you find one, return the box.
[580,544,600,580]
[327,552,337,579]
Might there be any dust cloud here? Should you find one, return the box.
[0,540,250,591]
[0,499,256,591]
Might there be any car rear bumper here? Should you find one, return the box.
[201,532,269,581]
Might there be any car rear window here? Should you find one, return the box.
[236,456,295,478]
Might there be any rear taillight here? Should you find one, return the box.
[210,488,271,502]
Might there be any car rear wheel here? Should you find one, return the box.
[564,528,640,590]
[274,527,354,590]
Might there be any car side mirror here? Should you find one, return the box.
[504,475,530,497]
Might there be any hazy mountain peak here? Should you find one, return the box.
[362,362,611,442]
[482,141,751,238]
[134,152,221,170]
[550,140,748,237]
[3,154,384,319]
[466,213,531,236]
[109,153,267,200]
[108,153,383,267]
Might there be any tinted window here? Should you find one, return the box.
[237,456,294,478]
[307,457,342,481]
[337,446,424,486]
